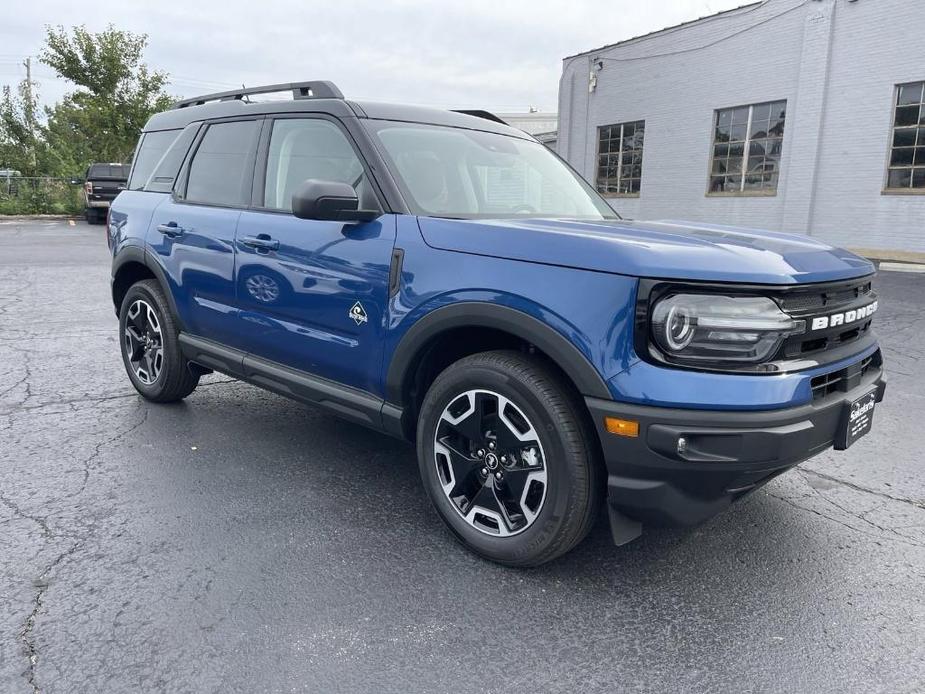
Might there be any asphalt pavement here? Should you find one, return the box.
[1,218,923,693]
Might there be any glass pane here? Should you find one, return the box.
[264,119,364,211]
[766,138,784,156]
[730,124,748,142]
[186,120,259,206]
[894,128,917,148]
[729,143,745,159]
[919,128,925,146]
[913,168,925,189]
[888,168,912,188]
[726,175,741,190]
[628,178,641,194]
[714,143,729,158]
[712,158,727,175]
[732,107,750,125]
[896,105,920,127]
[898,83,924,106]
[748,154,765,172]
[750,139,768,156]
[726,157,743,174]
[891,148,915,167]
[709,175,726,192]
[915,147,925,166]
[771,102,787,120]
[751,119,771,139]
[717,109,733,127]
[752,103,771,122]
[128,129,181,190]
[715,125,731,142]
[766,173,779,190]
[623,123,636,138]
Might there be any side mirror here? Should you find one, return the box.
[291,179,379,222]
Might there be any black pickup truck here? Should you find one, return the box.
[84,163,128,224]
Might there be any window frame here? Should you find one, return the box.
[883,80,925,196]
[173,116,264,210]
[594,120,645,198]
[706,100,786,198]
[250,113,385,215]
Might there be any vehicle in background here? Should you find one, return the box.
[107,81,885,566]
[84,163,128,224]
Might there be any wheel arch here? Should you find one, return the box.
[111,247,184,330]
[385,302,611,438]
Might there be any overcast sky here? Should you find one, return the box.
[1,0,746,113]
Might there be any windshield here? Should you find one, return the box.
[367,121,618,220]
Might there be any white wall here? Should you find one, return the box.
[558,0,925,254]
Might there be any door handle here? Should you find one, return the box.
[156,222,185,238]
[241,235,280,251]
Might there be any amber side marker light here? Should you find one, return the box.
[604,417,639,437]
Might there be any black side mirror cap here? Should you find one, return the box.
[291,179,379,222]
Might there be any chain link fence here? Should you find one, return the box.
[0,177,84,216]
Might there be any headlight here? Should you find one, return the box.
[650,294,805,364]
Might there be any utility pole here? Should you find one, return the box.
[23,56,36,172]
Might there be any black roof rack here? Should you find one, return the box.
[452,109,507,126]
[171,80,344,110]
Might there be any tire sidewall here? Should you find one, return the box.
[417,361,585,565]
[118,282,172,399]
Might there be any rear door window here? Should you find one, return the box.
[128,130,180,189]
[185,120,260,207]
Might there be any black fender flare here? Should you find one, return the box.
[385,302,612,405]
[111,245,185,330]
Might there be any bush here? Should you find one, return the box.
[0,177,83,215]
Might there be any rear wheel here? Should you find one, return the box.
[417,351,602,567]
[118,279,199,402]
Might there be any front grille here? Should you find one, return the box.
[810,351,880,400]
[777,277,876,359]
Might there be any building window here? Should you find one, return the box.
[709,101,786,195]
[596,121,645,196]
[886,82,925,192]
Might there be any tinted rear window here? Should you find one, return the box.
[88,164,129,180]
[128,129,181,190]
[185,120,260,206]
[144,124,200,194]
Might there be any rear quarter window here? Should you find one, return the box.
[128,129,182,190]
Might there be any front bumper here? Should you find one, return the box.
[586,361,885,528]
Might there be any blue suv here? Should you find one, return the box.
[109,80,885,566]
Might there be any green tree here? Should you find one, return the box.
[39,24,171,176]
[0,76,41,176]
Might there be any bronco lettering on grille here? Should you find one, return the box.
[810,301,878,331]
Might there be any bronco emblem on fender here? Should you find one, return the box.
[349,301,368,326]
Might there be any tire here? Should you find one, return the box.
[417,350,602,567]
[118,279,199,402]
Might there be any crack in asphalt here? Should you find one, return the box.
[767,491,925,550]
[70,407,150,500]
[19,540,82,694]
[0,378,238,417]
[800,467,925,509]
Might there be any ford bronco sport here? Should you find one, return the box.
[108,80,885,566]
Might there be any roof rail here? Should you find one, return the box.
[452,109,508,126]
[171,80,344,110]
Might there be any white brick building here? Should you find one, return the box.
[557,0,925,256]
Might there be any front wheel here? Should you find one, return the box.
[416,351,602,567]
[118,279,199,402]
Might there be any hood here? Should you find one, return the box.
[416,217,874,285]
